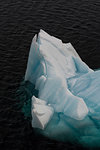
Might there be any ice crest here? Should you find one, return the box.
[24,29,94,129]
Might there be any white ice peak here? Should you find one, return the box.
[25,29,92,129]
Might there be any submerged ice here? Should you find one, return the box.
[23,29,100,147]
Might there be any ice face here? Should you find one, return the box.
[25,29,93,129]
[31,96,54,129]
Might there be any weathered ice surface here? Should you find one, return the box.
[25,30,90,127]
[24,30,100,147]
[0,0,100,150]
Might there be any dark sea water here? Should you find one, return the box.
[0,0,100,149]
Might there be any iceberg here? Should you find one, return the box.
[22,29,100,147]
[25,29,93,128]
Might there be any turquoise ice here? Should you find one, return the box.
[23,29,100,147]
